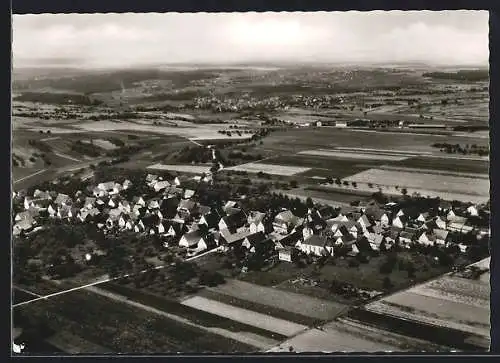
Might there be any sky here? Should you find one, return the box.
[12,11,489,68]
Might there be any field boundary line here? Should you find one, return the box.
[14,169,47,184]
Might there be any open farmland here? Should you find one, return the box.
[343,168,489,203]
[393,156,489,174]
[181,296,308,337]
[298,149,410,161]
[147,163,211,174]
[74,120,254,141]
[361,257,490,348]
[199,279,347,321]
[15,287,256,353]
[225,162,311,176]
[262,155,383,179]
[268,317,448,353]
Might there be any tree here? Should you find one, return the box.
[335,178,342,186]
[352,181,358,188]
[290,180,298,188]
[401,188,408,196]
[305,197,314,209]
[325,176,334,184]
[383,277,393,290]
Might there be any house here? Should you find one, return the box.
[435,216,447,229]
[466,205,479,217]
[83,197,96,210]
[179,230,208,252]
[97,181,115,194]
[316,206,336,220]
[335,233,357,247]
[399,231,414,246]
[296,235,332,256]
[273,210,302,234]
[242,232,268,250]
[219,210,247,233]
[108,197,120,209]
[141,213,161,234]
[329,213,349,223]
[357,214,373,230]
[134,220,146,233]
[434,228,450,245]
[57,206,75,220]
[146,173,159,186]
[33,189,52,200]
[197,205,212,217]
[118,200,131,213]
[157,221,166,235]
[177,199,198,218]
[447,219,473,234]
[198,212,220,230]
[392,215,408,229]
[184,189,196,199]
[278,246,294,262]
[133,196,146,208]
[365,207,390,226]
[418,232,436,246]
[248,211,273,234]
[153,180,171,193]
[92,187,106,197]
[13,218,36,236]
[417,212,429,223]
[122,179,133,190]
[223,200,240,212]
[54,193,72,206]
[219,229,252,247]
[47,204,57,217]
[174,176,181,186]
[106,208,123,229]
[118,214,132,229]
[148,199,161,210]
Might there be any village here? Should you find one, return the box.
[12,160,491,288]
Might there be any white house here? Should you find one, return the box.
[418,232,435,246]
[179,230,208,252]
[153,180,171,193]
[466,205,479,217]
[296,235,331,256]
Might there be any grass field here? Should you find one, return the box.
[99,281,286,343]
[147,163,211,174]
[181,296,308,337]
[393,156,489,175]
[16,288,256,353]
[225,162,311,176]
[298,149,410,161]
[343,168,489,201]
[262,155,383,179]
[200,279,347,321]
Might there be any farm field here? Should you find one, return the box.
[298,149,410,161]
[200,279,347,321]
[263,155,383,179]
[267,326,399,353]
[392,156,489,174]
[74,120,253,140]
[181,296,308,337]
[15,287,256,353]
[363,259,491,341]
[225,162,311,176]
[147,163,212,174]
[343,168,489,202]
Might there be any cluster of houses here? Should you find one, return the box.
[12,172,489,264]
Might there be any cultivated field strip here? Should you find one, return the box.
[298,149,409,161]
[343,168,489,200]
[203,279,347,321]
[181,296,308,337]
[377,165,489,180]
[225,162,311,176]
[267,327,400,353]
[147,163,211,174]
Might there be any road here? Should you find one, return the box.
[12,246,223,308]
[13,169,47,184]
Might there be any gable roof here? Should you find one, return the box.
[181,230,204,247]
[220,229,252,244]
[244,231,267,246]
[303,234,327,247]
[54,193,71,205]
[434,228,449,240]
[248,211,266,225]
[178,199,197,212]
